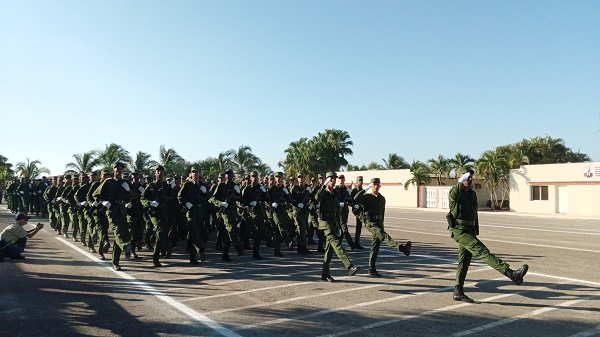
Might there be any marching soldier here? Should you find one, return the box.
[315,171,360,282]
[241,171,269,260]
[178,167,208,265]
[74,174,90,245]
[334,175,356,249]
[56,175,72,238]
[141,165,172,267]
[43,176,60,232]
[210,169,244,261]
[66,175,81,241]
[290,174,311,255]
[36,176,50,218]
[89,171,110,258]
[92,162,134,270]
[350,176,365,249]
[448,168,529,302]
[127,172,146,254]
[267,172,295,257]
[354,177,411,277]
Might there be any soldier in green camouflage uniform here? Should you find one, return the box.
[266,172,295,257]
[350,176,365,249]
[141,165,172,267]
[334,175,356,250]
[315,172,360,282]
[291,174,312,255]
[210,169,244,261]
[241,171,269,260]
[178,167,208,265]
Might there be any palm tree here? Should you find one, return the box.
[428,154,451,185]
[0,155,14,181]
[475,150,508,210]
[449,152,475,177]
[280,138,325,178]
[231,145,261,177]
[315,129,354,172]
[94,143,132,172]
[404,164,430,190]
[65,151,98,174]
[128,151,159,177]
[158,145,184,175]
[216,150,235,174]
[15,158,50,179]
[382,153,410,169]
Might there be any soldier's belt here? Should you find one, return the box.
[456,219,474,226]
[369,215,382,220]
[114,200,127,205]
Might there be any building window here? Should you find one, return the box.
[531,186,549,201]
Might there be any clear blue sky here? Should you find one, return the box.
[1,1,599,175]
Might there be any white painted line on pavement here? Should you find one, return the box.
[56,237,243,337]
[453,296,598,336]
[235,268,495,332]
[394,228,600,254]
[529,272,600,287]
[387,216,600,235]
[568,325,600,337]
[319,283,562,337]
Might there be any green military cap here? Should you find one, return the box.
[269,174,275,179]
[456,167,468,176]
[64,174,72,179]
[356,176,363,181]
[90,171,97,176]
[326,171,337,178]
[338,174,345,179]
[318,173,325,178]
[101,170,110,175]
[288,176,294,180]
[80,174,88,179]
[113,162,125,169]
[297,173,304,178]
[274,172,284,178]
[250,171,259,177]
[370,177,381,184]
[310,177,316,182]
[131,171,140,176]
[155,165,165,171]
[73,175,80,180]
[190,167,199,173]
[218,173,225,178]
[224,169,233,175]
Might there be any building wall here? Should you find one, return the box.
[510,162,600,217]
[336,169,418,207]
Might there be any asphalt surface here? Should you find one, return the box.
[1,204,599,337]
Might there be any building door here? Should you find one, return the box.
[556,185,568,213]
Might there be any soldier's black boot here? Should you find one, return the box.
[348,265,361,276]
[190,252,199,265]
[297,246,311,255]
[368,268,382,277]
[273,249,284,257]
[198,250,206,262]
[235,245,244,256]
[321,275,335,282]
[222,253,232,262]
[399,241,412,256]
[152,255,161,267]
[453,285,474,303]
[504,264,529,285]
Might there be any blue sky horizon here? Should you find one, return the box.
[1,1,599,175]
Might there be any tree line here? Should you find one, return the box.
[0,132,591,209]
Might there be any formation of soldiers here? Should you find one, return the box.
[2,164,412,280]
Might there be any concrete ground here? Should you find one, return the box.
[1,203,598,337]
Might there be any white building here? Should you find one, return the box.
[510,162,600,217]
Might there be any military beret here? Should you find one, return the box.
[326,171,337,178]
[356,176,363,181]
[113,162,125,169]
[274,172,284,178]
[338,174,345,179]
[370,178,381,184]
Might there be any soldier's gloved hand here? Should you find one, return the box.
[324,178,331,185]
[51,198,56,204]
[347,187,352,194]
[33,192,36,196]
[138,186,145,193]
[353,204,360,210]
[185,202,193,209]
[220,201,228,208]
[233,185,241,194]
[282,187,289,195]
[38,190,42,194]
[169,180,176,188]
[150,201,159,208]
[298,203,304,209]
[92,201,99,207]
[271,202,278,208]
[200,185,207,193]
[309,204,313,210]
[125,202,132,209]
[101,201,112,209]
[458,172,471,183]
[306,186,312,193]
[259,185,266,193]
[316,203,321,209]
[339,202,345,207]
[121,182,131,192]
[19,191,24,195]
[250,201,257,206]
[56,197,62,202]
[80,201,88,207]
[366,183,374,191]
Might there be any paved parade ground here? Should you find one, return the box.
[1,205,599,337]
